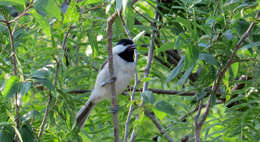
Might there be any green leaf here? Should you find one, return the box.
[199,53,220,67]
[122,0,128,13]
[21,111,39,123]
[30,9,51,37]
[78,0,103,5]
[0,0,26,6]
[185,46,199,68]
[141,91,155,104]
[0,14,5,20]
[87,31,98,58]
[241,41,260,50]
[155,101,176,115]
[177,65,194,86]
[133,31,145,42]
[231,62,239,78]
[12,126,23,142]
[17,82,31,97]
[196,90,207,101]
[156,42,174,53]
[34,0,61,20]
[152,108,167,120]
[20,125,34,142]
[0,122,12,126]
[198,43,209,49]
[141,77,152,82]
[167,56,185,82]
[2,76,18,97]
[175,17,192,31]
[0,126,15,142]
[31,68,50,79]
[223,29,233,40]
[210,93,216,106]
[64,0,79,24]
[34,78,55,91]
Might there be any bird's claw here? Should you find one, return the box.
[109,105,120,113]
[101,76,117,87]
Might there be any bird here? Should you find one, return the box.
[74,39,136,129]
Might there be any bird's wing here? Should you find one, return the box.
[99,58,108,72]
[97,58,117,87]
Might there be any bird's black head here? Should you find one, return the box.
[115,39,135,62]
[116,39,134,46]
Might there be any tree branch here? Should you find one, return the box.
[144,110,174,142]
[106,12,120,142]
[118,12,140,142]
[67,88,196,97]
[0,3,32,24]
[130,1,175,141]
[194,11,260,142]
[7,20,20,142]
[38,26,71,138]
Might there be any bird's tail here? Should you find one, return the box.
[74,100,96,129]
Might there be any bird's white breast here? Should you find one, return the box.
[89,55,135,103]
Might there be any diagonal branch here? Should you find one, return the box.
[194,11,260,142]
[0,2,32,24]
[144,110,174,142]
[106,12,120,142]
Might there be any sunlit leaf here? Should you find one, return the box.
[0,0,26,6]
[231,62,239,78]
[133,31,145,41]
[34,0,61,20]
[30,9,51,36]
[64,0,79,24]
[2,76,18,98]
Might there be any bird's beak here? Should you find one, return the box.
[127,44,136,50]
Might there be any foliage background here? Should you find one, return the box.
[0,0,260,142]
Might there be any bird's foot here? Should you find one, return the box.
[101,76,117,87]
[109,105,120,113]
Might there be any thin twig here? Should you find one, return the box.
[67,88,196,96]
[106,12,120,142]
[38,92,53,138]
[144,110,174,142]
[208,0,220,53]
[179,100,223,122]
[130,0,174,141]
[0,3,32,24]
[133,7,153,24]
[119,12,139,142]
[7,21,20,142]
[38,62,60,138]
[38,26,72,138]
[119,14,133,39]
[194,11,260,142]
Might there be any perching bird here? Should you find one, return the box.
[75,39,136,129]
